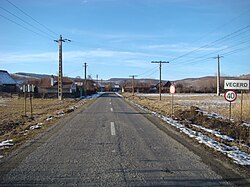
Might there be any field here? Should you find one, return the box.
[133,93,250,123]
[122,92,250,158]
[0,96,93,158]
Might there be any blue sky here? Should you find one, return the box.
[0,0,249,81]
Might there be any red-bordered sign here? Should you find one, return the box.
[170,84,176,94]
[224,90,237,102]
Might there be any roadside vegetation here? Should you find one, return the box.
[0,96,93,158]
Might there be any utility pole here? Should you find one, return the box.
[151,61,169,100]
[84,63,87,97]
[54,35,71,100]
[213,55,223,96]
[96,74,99,92]
[129,75,138,96]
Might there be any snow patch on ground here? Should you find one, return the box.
[30,123,43,130]
[190,124,234,142]
[46,116,53,121]
[81,92,105,99]
[136,93,215,97]
[115,92,123,98]
[0,139,14,150]
[133,102,250,166]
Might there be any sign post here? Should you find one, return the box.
[170,84,176,116]
[224,80,249,122]
[224,90,237,120]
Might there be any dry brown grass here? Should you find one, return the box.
[123,92,250,152]
[124,92,250,123]
[0,96,93,157]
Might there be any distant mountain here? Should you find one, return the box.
[10,72,250,92]
[108,78,161,84]
[174,74,250,93]
[13,72,51,79]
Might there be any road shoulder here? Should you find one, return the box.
[123,97,250,187]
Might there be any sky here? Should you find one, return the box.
[0,0,250,81]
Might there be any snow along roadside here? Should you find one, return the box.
[132,101,250,166]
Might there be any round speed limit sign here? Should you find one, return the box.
[224,90,237,102]
[170,84,176,94]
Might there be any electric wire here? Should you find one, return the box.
[0,6,54,39]
[138,66,158,77]
[169,25,250,63]
[174,36,250,66]
[221,45,250,56]
[164,25,250,69]
[5,0,58,37]
[0,13,52,41]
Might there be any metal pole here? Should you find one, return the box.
[229,102,231,120]
[58,35,63,100]
[129,75,138,97]
[213,55,223,96]
[24,90,27,116]
[132,75,134,96]
[30,93,33,119]
[151,61,169,101]
[240,91,243,122]
[159,63,162,100]
[54,35,71,100]
[171,94,174,116]
[217,55,220,96]
[84,63,87,97]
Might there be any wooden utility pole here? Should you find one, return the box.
[129,75,138,96]
[151,61,169,100]
[213,55,223,96]
[23,85,27,116]
[54,35,71,100]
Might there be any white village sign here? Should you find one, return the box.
[224,79,249,122]
[224,80,249,90]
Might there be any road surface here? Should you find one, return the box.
[0,93,248,186]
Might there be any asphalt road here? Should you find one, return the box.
[0,93,248,186]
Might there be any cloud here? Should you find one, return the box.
[142,43,227,53]
[0,52,57,64]
[0,49,157,68]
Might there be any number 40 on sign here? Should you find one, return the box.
[224,90,237,102]
[224,90,237,120]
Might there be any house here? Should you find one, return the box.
[0,70,17,92]
[27,75,78,98]
[149,81,172,93]
[112,85,121,92]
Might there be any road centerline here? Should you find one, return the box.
[110,122,116,136]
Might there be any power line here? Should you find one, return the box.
[175,6,250,53]
[5,0,58,37]
[169,25,250,63]
[0,6,55,39]
[138,66,158,77]
[175,37,250,67]
[221,45,250,56]
[169,28,250,67]
[0,13,52,41]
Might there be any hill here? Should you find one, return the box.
[10,72,250,93]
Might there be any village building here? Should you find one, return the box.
[122,81,172,93]
[0,70,17,93]
[25,76,77,98]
